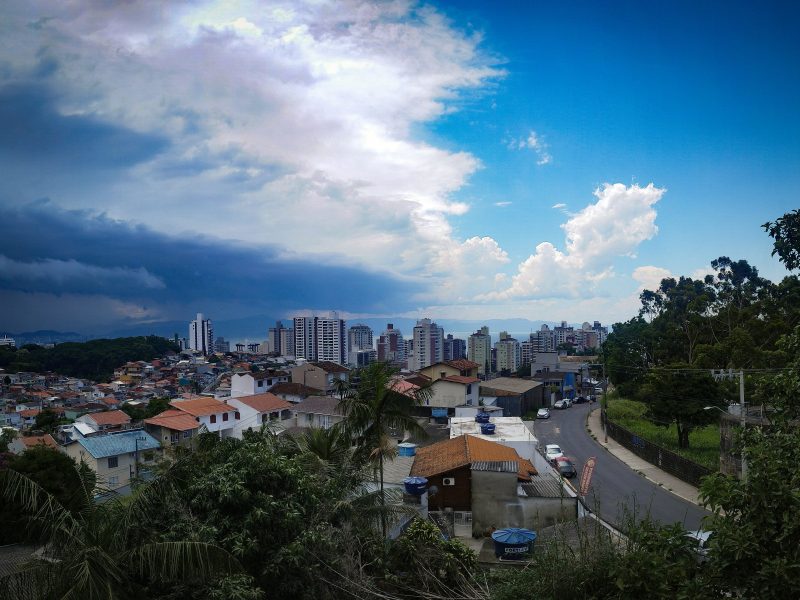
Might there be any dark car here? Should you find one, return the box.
[574,396,588,404]
[552,456,577,478]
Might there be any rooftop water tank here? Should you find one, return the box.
[475,412,491,423]
[480,423,496,435]
[398,442,417,457]
[491,528,537,560]
[403,476,428,496]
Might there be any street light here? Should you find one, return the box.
[704,404,747,481]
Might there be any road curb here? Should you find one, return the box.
[584,407,705,508]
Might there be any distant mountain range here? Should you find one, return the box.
[4,315,588,346]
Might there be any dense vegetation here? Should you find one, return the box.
[606,397,720,469]
[0,336,179,381]
[602,210,800,448]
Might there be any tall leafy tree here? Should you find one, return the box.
[763,208,800,270]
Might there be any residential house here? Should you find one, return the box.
[144,410,200,448]
[230,371,290,398]
[418,375,480,417]
[418,359,480,382]
[8,433,59,455]
[293,395,346,430]
[63,429,161,490]
[268,382,323,404]
[77,410,132,432]
[290,362,350,394]
[410,434,570,535]
[169,397,237,438]
[227,392,294,437]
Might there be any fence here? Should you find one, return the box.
[603,412,713,487]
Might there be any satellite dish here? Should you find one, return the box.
[428,485,439,497]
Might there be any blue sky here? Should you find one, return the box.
[0,0,797,333]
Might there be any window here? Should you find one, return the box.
[257,380,263,388]
[262,414,268,424]
[235,411,240,420]
[107,456,118,469]
[223,412,229,422]
[183,430,192,439]
[466,384,472,394]
[211,414,217,424]
[108,476,119,486]
[170,433,179,443]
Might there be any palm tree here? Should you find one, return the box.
[336,361,429,537]
[0,463,240,600]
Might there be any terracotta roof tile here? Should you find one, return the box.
[446,359,480,371]
[230,392,292,413]
[310,361,350,374]
[441,375,480,384]
[170,397,234,417]
[21,434,58,449]
[86,410,131,426]
[145,410,199,432]
[269,382,323,396]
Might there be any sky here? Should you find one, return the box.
[0,0,798,333]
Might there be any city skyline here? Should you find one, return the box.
[1,1,798,332]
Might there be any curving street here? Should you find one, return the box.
[533,403,710,531]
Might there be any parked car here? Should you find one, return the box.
[553,400,567,410]
[545,444,564,462]
[574,396,588,404]
[552,456,577,478]
[563,398,573,407]
[685,530,714,561]
[536,408,551,419]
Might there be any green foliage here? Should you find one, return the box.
[123,397,172,421]
[33,409,68,433]
[0,336,179,381]
[0,428,15,453]
[608,398,720,469]
[763,208,800,270]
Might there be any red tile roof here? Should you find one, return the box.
[145,410,199,432]
[230,392,292,413]
[86,410,131,426]
[268,382,323,396]
[311,361,350,374]
[170,397,233,417]
[20,434,58,449]
[18,409,41,418]
[410,434,536,481]
[446,359,480,371]
[441,375,480,384]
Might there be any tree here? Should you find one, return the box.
[337,361,428,537]
[763,208,800,270]
[0,462,238,599]
[0,428,14,453]
[639,367,724,449]
[34,409,64,434]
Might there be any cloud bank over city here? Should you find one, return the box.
[0,0,795,333]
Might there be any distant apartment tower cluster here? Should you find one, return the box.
[377,324,405,363]
[267,321,295,356]
[189,313,214,355]
[292,313,347,365]
[444,334,466,361]
[468,326,492,376]
[347,324,376,367]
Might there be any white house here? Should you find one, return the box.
[226,392,294,437]
[230,371,290,398]
[169,397,236,438]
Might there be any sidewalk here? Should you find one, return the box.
[585,407,703,507]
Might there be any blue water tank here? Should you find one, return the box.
[475,412,491,423]
[480,423,496,435]
[403,476,428,496]
[491,528,537,559]
[398,442,417,457]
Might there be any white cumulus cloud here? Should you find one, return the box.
[511,129,552,165]
[486,183,665,300]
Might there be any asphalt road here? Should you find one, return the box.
[533,402,710,531]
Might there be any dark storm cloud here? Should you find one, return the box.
[0,83,168,168]
[0,202,419,328]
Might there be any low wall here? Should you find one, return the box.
[602,412,713,487]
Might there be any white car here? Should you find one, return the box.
[536,408,551,419]
[545,444,564,462]
[553,400,567,409]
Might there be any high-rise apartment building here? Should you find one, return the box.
[214,336,230,353]
[377,324,405,363]
[348,324,374,351]
[468,326,492,376]
[530,325,556,352]
[267,321,292,354]
[520,341,533,366]
[293,313,347,365]
[279,328,295,356]
[443,334,466,361]
[408,318,444,372]
[554,321,575,348]
[495,331,521,373]
[189,313,213,355]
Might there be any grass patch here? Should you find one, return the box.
[607,398,720,471]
